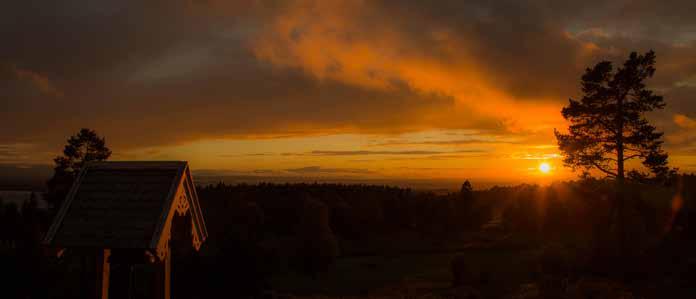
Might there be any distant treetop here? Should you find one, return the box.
[46,128,111,209]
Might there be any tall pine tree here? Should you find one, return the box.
[555,51,675,184]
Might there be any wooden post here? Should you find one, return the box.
[95,249,110,299]
[165,248,171,299]
[78,249,109,299]
[155,246,171,299]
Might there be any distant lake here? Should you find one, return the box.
[0,190,48,209]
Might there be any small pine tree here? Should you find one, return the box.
[461,180,473,194]
[46,128,111,209]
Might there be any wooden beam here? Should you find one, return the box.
[165,247,170,299]
[96,249,110,299]
[155,246,171,299]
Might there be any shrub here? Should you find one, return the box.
[297,197,340,277]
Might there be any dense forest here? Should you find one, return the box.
[2,175,696,298]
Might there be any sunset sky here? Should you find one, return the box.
[3,0,696,186]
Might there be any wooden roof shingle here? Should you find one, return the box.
[43,161,207,254]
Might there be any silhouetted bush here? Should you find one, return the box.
[451,255,490,288]
[296,197,339,277]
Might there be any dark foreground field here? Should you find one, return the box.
[268,234,696,299]
[271,234,536,298]
[4,177,696,298]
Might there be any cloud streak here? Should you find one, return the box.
[309,150,480,156]
[285,166,374,175]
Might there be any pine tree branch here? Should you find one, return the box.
[590,160,618,177]
[623,154,642,161]
[623,146,643,153]
[595,118,618,135]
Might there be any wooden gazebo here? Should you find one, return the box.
[43,161,207,299]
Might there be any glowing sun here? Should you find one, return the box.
[539,162,551,174]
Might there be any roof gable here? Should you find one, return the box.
[44,161,207,253]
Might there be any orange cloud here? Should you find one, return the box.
[668,114,696,148]
[249,0,589,134]
[674,114,696,129]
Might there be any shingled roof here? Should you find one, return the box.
[43,161,207,258]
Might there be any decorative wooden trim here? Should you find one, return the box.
[149,164,186,250]
[175,191,189,216]
[184,166,208,242]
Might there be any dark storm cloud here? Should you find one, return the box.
[368,0,589,98]
[265,0,696,100]
[2,0,696,158]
